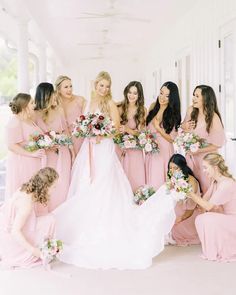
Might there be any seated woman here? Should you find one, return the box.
[0,167,58,268]
[167,154,201,246]
[188,153,236,262]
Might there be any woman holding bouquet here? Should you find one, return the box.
[117,81,146,191]
[54,71,176,270]
[168,154,201,246]
[34,83,73,211]
[55,75,86,155]
[5,93,46,200]
[182,85,225,193]
[145,82,181,190]
[188,153,236,262]
[0,168,58,269]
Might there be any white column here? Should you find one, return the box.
[17,20,29,93]
[38,42,47,82]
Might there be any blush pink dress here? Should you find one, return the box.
[195,178,236,262]
[119,118,146,192]
[35,111,71,211]
[5,116,43,200]
[63,98,84,155]
[0,196,55,268]
[145,122,176,190]
[172,185,201,245]
[185,113,226,193]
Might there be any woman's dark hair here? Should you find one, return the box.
[34,82,54,111]
[191,85,223,133]
[9,93,31,114]
[146,81,181,134]
[118,81,145,128]
[168,153,196,180]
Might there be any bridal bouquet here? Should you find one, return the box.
[25,131,72,152]
[166,170,192,201]
[137,130,159,154]
[40,238,63,266]
[72,113,116,138]
[173,128,208,156]
[113,133,139,150]
[134,185,156,205]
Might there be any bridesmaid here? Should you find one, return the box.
[145,82,181,190]
[168,154,201,246]
[0,168,58,269]
[188,153,236,262]
[5,93,45,200]
[34,82,73,211]
[117,81,146,192]
[55,75,86,155]
[182,85,225,193]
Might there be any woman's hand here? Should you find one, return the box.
[119,125,126,133]
[181,120,195,132]
[32,247,41,258]
[30,149,46,159]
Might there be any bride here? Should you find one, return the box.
[54,71,176,270]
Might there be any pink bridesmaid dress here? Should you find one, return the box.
[5,116,43,200]
[195,179,236,262]
[172,186,201,246]
[35,112,71,211]
[64,98,84,155]
[185,114,226,193]
[119,118,146,192]
[0,196,55,268]
[145,122,176,190]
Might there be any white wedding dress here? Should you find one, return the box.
[54,110,176,270]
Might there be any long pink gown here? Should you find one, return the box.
[5,116,43,200]
[35,111,71,211]
[63,98,84,155]
[185,113,226,193]
[145,122,176,190]
[172,185,201,245]
[0,196,55,268]
[119,118,146,192]
[195,178,236,262]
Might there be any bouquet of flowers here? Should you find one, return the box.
[25,131,55,152]
[137,130,159,154]
[173,128,208,156]
[134,185,156,205]
[72,113,116,138]
[40,238,63,266]
[166,170,192,201]
[113,133,138,150]
[25,131,72,152]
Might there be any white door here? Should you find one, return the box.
[219,20,236,174]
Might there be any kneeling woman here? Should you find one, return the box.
[188,153,236,262]
[0,167,58,268]
[168,154,201,245]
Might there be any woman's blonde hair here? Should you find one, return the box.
[20,167,59,204]
[91,71,112,115]
[9,93,31,114]
[55,75,72,104]
[203,153,235,180]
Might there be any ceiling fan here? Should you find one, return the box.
[53,0,150,23]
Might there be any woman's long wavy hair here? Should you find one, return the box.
[203,153,235,180]
[34,82,56,122]
[167,154,201,190]
[191,85,223,133]
[146,81,181,134]
[118,81,145,128]
[91,71,112,116]
[20,167,59,205]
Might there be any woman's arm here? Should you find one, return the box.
[152,117,173,143]
[8,143,45,158]
[187,192,221,212]
[11,198,41,257]
[109,100,120,130]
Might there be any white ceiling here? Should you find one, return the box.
[0,0,198,66]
